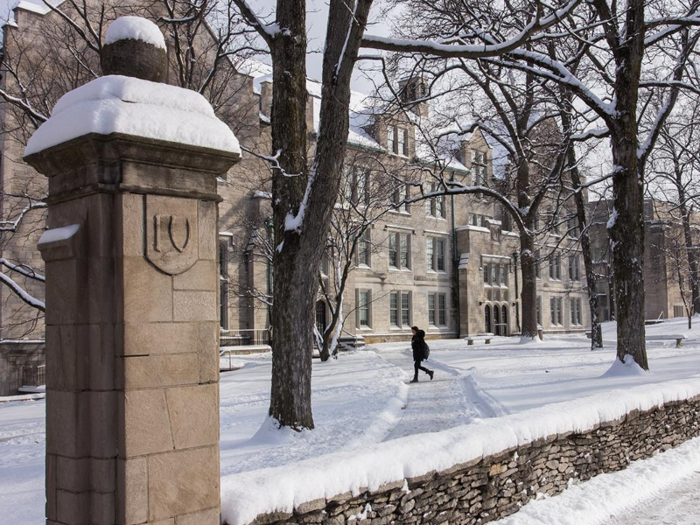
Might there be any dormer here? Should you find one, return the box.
[398,76,429,119]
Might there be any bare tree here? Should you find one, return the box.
[647,98,700,317]
[233,0,375,429]
[361,0,700,369]
[0,0,260,336]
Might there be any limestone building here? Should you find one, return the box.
[0,1,592,393]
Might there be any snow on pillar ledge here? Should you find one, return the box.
[25,16,240,525]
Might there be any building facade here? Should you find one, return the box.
[0,2,594,394]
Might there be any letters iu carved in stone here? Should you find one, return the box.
[145,195,199,275]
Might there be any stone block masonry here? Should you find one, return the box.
[235,395,700,525]
[25,16,240,525]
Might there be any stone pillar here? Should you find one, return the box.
[25,18,240,525]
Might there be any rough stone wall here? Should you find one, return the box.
[243,396,700,525]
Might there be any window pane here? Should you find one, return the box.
[428,294,435,325]
[359,291,370,327]
[427,238,434,271]
[437,240,445,271]
[389,234,397,268]
[400,234,410,269]
[390,292,398,326]
[387,126,395,153]
[438,294,446,325]
[401,292,410,326]
[398,128,405,155]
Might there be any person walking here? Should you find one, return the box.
[411,326,434,383]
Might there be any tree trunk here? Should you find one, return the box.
[568,148,603,349]
[678,182,700,316]
[607,0,648,369]
[268,0,315,430]
[519,232,539,339]
[268,0,373,428]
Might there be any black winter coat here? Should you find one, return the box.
[411,330,428,361]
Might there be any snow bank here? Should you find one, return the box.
[25,76,240,156]
[104,16,166,50]
[493,435,700,525]
[221,377,700,525]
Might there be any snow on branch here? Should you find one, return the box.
[231,0,278,45]
[361,0,581,58]
[0,259,45,282]
[0,201,48,232]
[0,271,45,312]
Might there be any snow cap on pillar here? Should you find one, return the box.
[23,16,240,158]
[101,16,168,82]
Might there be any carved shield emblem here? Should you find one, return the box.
[145,195,199,275]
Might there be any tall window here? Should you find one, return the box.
[484,262,508,286]
[568,255,581,281]
[390,292,399,326]
[387,125,395,153]
[550,297,563,325]
[536,296,542,326]
[219,242,229,330]
[389,233,411,270]
[344,166,369,205]
[427,237,445,272]
[549,254,562,280]
[358,290,371,328]
[567,216,579,238]
[357,230,371,267]
[356,167,369,205]
[472,150,487,186]
[398,128,407,156]
[426,183,446,218]
[392,180,409,212]
[429,292,447,326]
[401,292,411,326]
[570,298,582,325]
[390,291,411,327]
[400,234,410,269]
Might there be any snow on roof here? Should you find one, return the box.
[24,75,240,156]
[13,0,59,16]
[104,16,166,51]
[3,0,64,28]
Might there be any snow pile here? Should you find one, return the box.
[602,355,648,378]
[221,377,700,525]
[25,76,240,156]
[104,16,166,50]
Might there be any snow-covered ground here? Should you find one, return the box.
[2,319,700,524]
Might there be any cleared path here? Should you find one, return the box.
[376,347,485,440]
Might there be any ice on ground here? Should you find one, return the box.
[104,16,166,50]
[25,76,240,156]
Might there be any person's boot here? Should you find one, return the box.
[429,370,434,380]
[410,377,419,383]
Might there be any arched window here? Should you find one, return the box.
[484,305,492,334]
[501,305,509,336]
[493,305,501,335]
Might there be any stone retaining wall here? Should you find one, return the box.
[243,395,700,525]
